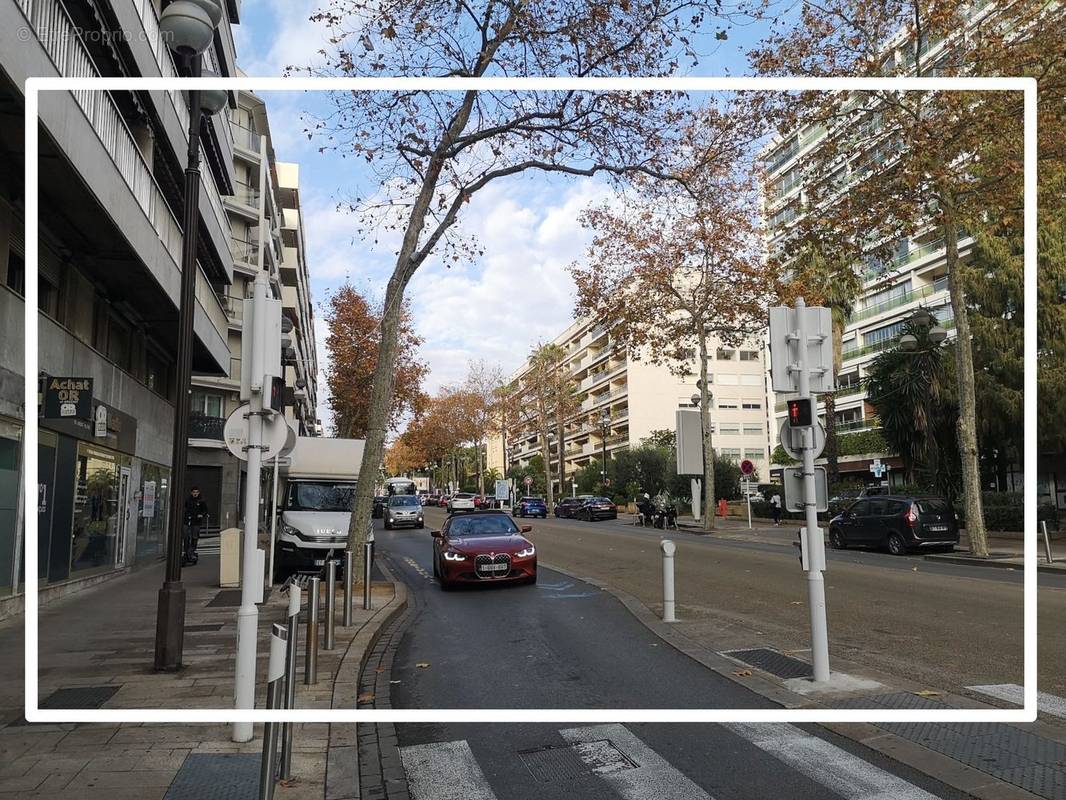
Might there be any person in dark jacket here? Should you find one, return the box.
[183,487,208,565]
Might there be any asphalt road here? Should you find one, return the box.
[373,519,971,800]
[424,508,1059,698]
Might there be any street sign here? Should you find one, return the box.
[676,408,704,476]
[223,403,291,462]
[784,466,828,513]
[869,459,891,478]
[495,480,510,501]
[769,305,834,393]
[778,418,826,461]
[524,476,533,487]
[42,376,93,420]
[740,459,755,476]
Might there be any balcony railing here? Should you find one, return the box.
[220,294,244,323]
[229,183,262,209]
[188,413,225,441]
[851,276,949,323]
[232,124,262,153]
[232,240,260,265]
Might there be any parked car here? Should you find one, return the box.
[828,495,958,555]
[827,485,889,517]
[431,510,537,589]
[372,496,388,519]
[438,495,451,508]
[447,492,478,513]
[554,496,586,518]
[424,494,440,506]
[575,496,618,521]
[515,496,548,518]
[384,494,425,530]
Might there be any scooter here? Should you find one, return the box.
[654,503,678,530]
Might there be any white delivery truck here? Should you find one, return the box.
[274,436,365,580]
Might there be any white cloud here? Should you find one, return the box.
[237,0,332,78]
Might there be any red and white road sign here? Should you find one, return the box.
[740,459,755,476]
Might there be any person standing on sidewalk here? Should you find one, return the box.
[183,487,208,565]
[770,493,782,526]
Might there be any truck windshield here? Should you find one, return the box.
[288,483,355,512]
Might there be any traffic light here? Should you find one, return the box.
[787,398,813,427]
[269,376,284,413]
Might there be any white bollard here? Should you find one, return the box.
[661,539,677,623]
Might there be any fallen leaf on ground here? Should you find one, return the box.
[375,667,386,673]
[733,669,753,677]
[416,662,431,669]
[357,692,375,703]
[914,690,940,697]
[790,601,802,605]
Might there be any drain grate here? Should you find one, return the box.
[519,745,592,782]
[722,648,813,679]
[206,589,271,607]
[164,753,259,800]
[185,623,225,632]
[573,739,639,775]
[40,685,120,709]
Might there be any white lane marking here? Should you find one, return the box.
[403,556,433,581]
[968,683,1066,719]
[560,724,715,800]
[726,723,940,800]
[399,740,498,800]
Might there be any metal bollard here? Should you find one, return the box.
[660,539,677,623]
[343,549,354,627]
[363,540,373,610]
[280,584,300,780]
[1042,521,1055,564]
[304,576,320,685]
[258,623,287,800]
[325,559,337,651]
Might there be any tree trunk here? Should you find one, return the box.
[699,332,716,531]
[540,428,554,507]
[943,210,988,557]
[556,419,566,501]
[823,391,839,485]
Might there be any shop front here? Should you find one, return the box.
[0,414,22,598]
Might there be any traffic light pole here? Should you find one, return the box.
[234,272,268,742]
[796,298,831,682]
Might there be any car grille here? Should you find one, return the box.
[475,553,511,579]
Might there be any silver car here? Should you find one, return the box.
[384,495,424,529]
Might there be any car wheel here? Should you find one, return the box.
[384,519,392,530]
[526,571,538,585]
[829,529,846,550]
[887,532,907,556]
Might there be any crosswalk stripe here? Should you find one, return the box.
[398,740,499,800]
[560,724,715,800]
[725,723,939,800]
[967,683,1066,719]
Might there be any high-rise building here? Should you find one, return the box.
[488,316,772,497]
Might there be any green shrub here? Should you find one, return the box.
[954,492,1023,532]
[837,429,889,456]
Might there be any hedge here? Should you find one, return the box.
[837,429,889,456]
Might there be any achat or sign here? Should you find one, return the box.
[42,377,93,420]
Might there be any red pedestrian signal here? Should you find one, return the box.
[787,398,812,427]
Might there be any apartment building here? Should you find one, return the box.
[759,21,984,486]
[185,86,321,535]
[0,0,243,617]
[487,316,772,496]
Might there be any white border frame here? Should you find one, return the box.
[23,75,1037,724]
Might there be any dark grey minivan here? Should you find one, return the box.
[828,495,958,555]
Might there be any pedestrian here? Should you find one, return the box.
[770,492,782,526]
[183,486,208,565]
[717,497,729,518]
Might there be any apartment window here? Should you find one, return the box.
[742,401,761,410]
[39,274,62,321]
[838,371,860,389]
[864,279,912,309]
[718,448,742,460]
[864,320,904,346]
[743,424,762,436]
[741,374,762,386]
[716,348,735,360]
[718,423,740,435]
[717,400,738,410]
[5,250,24,295]
[744,448,764,459]
[145,348,171,400]
[738,350,760,362]
[191,392,224,418]
[106,315,133,372]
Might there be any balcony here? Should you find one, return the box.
[232,124,262,155]
[189,413,225,441]
[232,240,260,266]
[851,276,949,323]
[227,183,262,213]
[220,294,244,326]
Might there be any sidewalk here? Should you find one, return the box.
[0,554,403,799]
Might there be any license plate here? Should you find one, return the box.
[481,563,508,572]
[927,525,948,532]
[313,559,325,566]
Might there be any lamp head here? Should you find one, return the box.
[159,0,222,56]
[198,68,229,115]
[899,333,918,351]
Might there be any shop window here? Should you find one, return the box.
[71,444,129,575]
[136,463,169,563]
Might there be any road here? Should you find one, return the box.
[412,507,1061,698]
[370,517,973,800]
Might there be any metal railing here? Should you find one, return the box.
[232,240,261,265]
[188,413,225,440]
[851,277,949,323]
[230,183,262,209]
[233,124,263,153]
[221,294,244,322]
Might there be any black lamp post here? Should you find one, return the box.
[154,0,227,672]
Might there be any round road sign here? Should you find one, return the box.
[740,459,755,476]
[524,476,533,487]
[777,418,826,461]
[223,403,291,462]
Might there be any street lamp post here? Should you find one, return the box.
[153,0,227,672]
[690,391,712,522]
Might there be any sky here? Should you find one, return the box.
[229,1,786,433]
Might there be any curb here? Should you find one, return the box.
[538,560,1045,800]
[923,553,1064,574]
[324,564,409,800]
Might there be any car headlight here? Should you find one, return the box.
[515,545,535,558]
[282,524,300,537]
[443,551,466,562]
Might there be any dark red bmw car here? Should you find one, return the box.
[431,511,537,589]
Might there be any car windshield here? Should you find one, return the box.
[523,497,544,503]
[389,496,420,507]
[917,499,950,515]
[455,493,474,499]
[589,497,611,504]
[288,482,355,511]
[447,515,520,537]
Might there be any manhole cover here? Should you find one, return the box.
[185,623,224,632]
[519,745,591,782]
[722,648,813,679]
[572,740,639,775]
[164,753,259,800]
[206,589,271,607]
[40,685,121,709]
